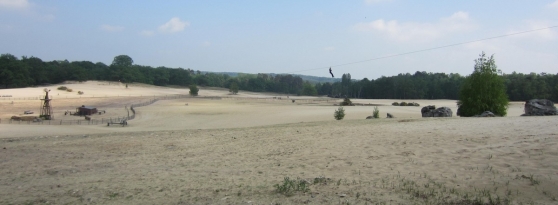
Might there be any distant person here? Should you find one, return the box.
[329,67,334,78]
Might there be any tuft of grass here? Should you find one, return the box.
[107,191,119,199]
[274,177,310,196]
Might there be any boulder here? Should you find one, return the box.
[474,111,496,117]
[421,106,452,117]
[522,99,557,116]
[387,113,394,118]
[366,116,373,119]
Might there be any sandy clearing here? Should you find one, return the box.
[2,117,558,204]
[0,81,555,204]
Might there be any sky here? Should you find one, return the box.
[1,0,557,80]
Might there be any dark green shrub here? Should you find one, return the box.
[341,98,353,106]
[400,102,407,106]
[392,102,399,106]
[57,86,67,90]
[189,84,199,96]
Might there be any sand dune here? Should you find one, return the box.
[0,81,556,204]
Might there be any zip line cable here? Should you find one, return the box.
[287,25,558,74]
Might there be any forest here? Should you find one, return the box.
[1,53,557,102]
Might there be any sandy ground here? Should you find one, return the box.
[0,81,556,204]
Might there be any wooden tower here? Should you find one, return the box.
[40,88,53,120]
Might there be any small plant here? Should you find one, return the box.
[313,176,327,185]
[392,102,399,106]
[57,86,67,90]
[400,102,407,106]
[66,88,73,92]
[373,106,379,118]
[529,174,540,185]
[107,191,119,199]
[274,177,310,196]
[334,106,345,120]
[78,91,84,95]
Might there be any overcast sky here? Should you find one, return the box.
[1,0,557,79]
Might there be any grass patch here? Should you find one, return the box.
[274,177,310,196]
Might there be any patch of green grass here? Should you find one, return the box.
[274,177,310,196]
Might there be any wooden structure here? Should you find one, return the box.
[40,88,53,120]
[107,119,127,126]
[76,105,98,115]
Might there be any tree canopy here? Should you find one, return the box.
[458,52,509,116]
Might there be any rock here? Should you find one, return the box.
[366,116,373,119]
[522,99,557,116]
[474,111,496,117]
[387,113,394,118]
[421,106,452,117]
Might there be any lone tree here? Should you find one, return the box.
[189,84,199,96]
[229,82,239,94]
[458,52,508,116]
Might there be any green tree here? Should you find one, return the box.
[301,82,317,96]
[189,84,199,96]
[334,106,345,120]
[458,52,508,116]
[229,82,239,94]
[111,55,133,67]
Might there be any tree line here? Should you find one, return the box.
[1,53,557,102]
[316,71,558,102]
